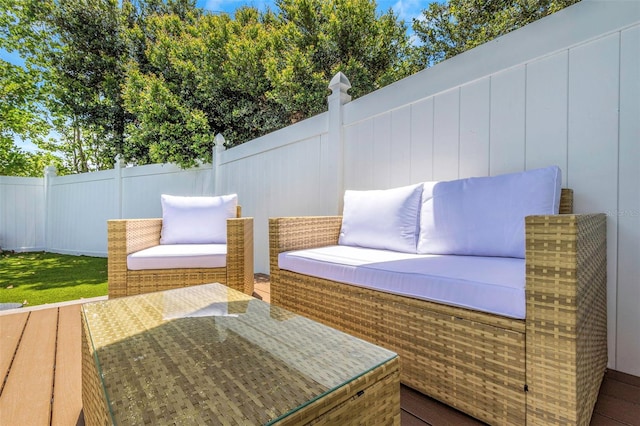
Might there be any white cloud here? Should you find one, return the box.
[390,0,425,23]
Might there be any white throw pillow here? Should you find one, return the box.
[417,166,562,258]
[338,183,423,253]
[160,194,238,244]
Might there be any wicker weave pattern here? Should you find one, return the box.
[81,284,400,425]
[280,359,400,425]
[269,189,608,425]
[82,315,111,425]
[108,206,254,298]
[525,213,607,425]
[269,216,342,307]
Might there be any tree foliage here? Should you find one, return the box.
[412,0,581,67]
[265,0,415,120]
[123,0,414,161]
[0,0,60,176]
[123,6,289,162]
[0,0,580,174]
[47,0,130,171]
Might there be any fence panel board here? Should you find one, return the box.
[525,51,569,174]
[614,25,640,375]
[344,120,374,190]
[390,106,412,188]
[409,98,435,183]
[47,171,116,256]
[568,32,621,367]
[433,88,460,181]
[0,177,44,251]
[459,78,491,178]
[490,66,526,175]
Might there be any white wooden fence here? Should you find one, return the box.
[1,0,638,377]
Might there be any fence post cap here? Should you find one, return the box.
[44,165,57,176]
[328,72,351,93]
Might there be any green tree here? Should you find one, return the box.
[208,7,289,146]
[122,0,416,160]
[0,0,61,176]
[122,6,287,157]
[123,68,214,167]
[47,0,132,171]
[121,7,218,165]
[0,0,128,174]
[412,0,581,67]
[266,0,416,120]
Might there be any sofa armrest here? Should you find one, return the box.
[268,216,342,304]
[107,218,163,298]
[269,216,342,252]
[525,213,607,424]
[226,217,254,295]
[269,214,342,260]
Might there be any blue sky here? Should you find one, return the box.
[196,0,426,24]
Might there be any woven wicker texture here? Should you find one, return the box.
[269,188,608,425]
[107,206,254,298]
[81,284,400,425]
[525,213,607,425]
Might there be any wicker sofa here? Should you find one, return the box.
[269,183,607,425]
[108,205,254,298]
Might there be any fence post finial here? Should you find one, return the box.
[328,72,352,105]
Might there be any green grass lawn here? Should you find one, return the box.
[0,251,108,307]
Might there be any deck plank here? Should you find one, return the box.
[589,412,629,426]
[599,375,640,405]
[52,304,83,426]
[0,309,58,425]
[0,277,639,426]
[401,384,485,425]
[0,311,29,388]
[593,393,640,426]
[605,369,640,388]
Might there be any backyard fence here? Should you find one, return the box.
[0,0,638,377]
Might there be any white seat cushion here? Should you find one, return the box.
[278,245,526,319]
[127,244,227,270]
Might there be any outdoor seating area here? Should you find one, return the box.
[269,167,609,425]
[1,1,638,425]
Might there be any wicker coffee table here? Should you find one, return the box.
[81,283,400,425]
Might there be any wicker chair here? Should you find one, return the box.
[108,206,253,298]
[269,189,608,425]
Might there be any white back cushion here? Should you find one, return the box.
[160,194,238,244]
[417,166,562,258]
[338,183,423,253]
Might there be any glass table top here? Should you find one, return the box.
[82,283,397,424]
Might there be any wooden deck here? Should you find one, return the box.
[1,277,638,425]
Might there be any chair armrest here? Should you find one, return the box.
[226,217,254,295]
[107,218,162,298]
[525,213,607,423]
